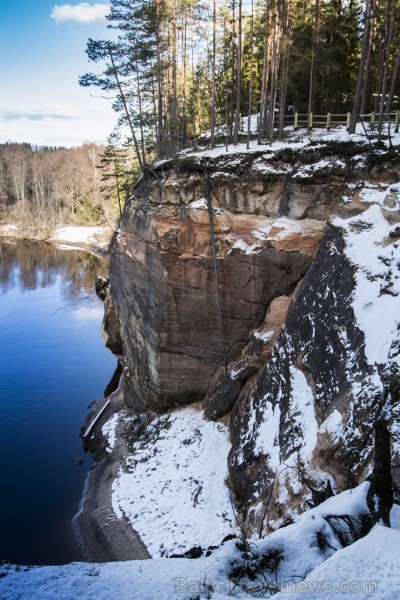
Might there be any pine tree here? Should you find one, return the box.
[99,139,136,222]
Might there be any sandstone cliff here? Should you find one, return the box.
[103,135,400,546]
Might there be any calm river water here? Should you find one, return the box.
[0,240,115,565]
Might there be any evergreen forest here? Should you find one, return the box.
[80,0,400,166]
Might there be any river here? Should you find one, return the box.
[0,240,116,565]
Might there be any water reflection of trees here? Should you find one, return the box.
[0,240,108,298]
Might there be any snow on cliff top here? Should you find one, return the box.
[176,124,400,161]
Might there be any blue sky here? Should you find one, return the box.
[0,2,117,147]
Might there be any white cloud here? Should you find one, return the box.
[0,103,116,147]
[0,104,77,122]
[50,3,109,24]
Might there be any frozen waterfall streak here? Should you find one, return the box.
[204,167,228,378]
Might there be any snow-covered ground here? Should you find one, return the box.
[275,525,400,599]
[0,223,112,251]
[51,226,111,250]
[107,406,237,557]
[2,129,399,599]
[177,123,400,161]
[2,483,400,599]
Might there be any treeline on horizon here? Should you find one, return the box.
[0,236,106,297]
[80,0,400,169]
[0,142,136,228]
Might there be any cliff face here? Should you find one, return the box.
[109,148,335,412]
[229,208,400,531]
[106,138,400,540]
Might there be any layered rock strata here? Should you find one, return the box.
[108,144,355,411]
[105,139,400,540]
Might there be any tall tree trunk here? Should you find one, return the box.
[224,17,230,151]
[386,49,400,141]
[113,152,123,220]
[108,46,145,171]
[165,21,173,152]
[258,9,270,144]
[349,0,373,134]
[378,0,395,142]
[229,0,236,143]
[182,12,188,146]
[279,0,292,139]
[133,49,147,168]
[154,0,164,156]
[149,57,159,149]
[360,0,377,116]
[211,0,217,147]
[266,1,280,141]
[233,0,242,143]
[262,11,273,138]
[246,0,254,149]
[172,0,178,152]
[307,0,320,132]
[190,0,197,138]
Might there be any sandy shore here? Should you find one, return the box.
[73,386,150,562]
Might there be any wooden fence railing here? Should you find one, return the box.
[241,110,400,134]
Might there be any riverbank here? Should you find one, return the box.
[0,223,113,254]
[73,383,150,562]
[0,229,144,562]
[0,240,117,565]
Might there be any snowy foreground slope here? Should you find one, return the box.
[107,406,236,557]
[2,484,400,599]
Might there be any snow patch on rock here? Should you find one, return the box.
[101,414,120,454]
[333,205,400,366]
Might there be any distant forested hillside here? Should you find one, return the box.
[0,142,136,227]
